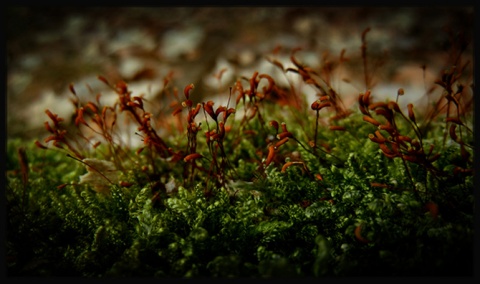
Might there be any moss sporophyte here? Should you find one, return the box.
[7,27,473,277]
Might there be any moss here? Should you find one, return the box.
[6,27,474,277]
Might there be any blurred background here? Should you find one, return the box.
[6,6,474,141]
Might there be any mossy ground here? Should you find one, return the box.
[6,98,474,277]
[5,11,474,277]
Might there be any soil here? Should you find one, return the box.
[6,6,474,141]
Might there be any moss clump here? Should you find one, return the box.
[6,28,474,277]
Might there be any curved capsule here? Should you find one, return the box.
[274,137,289,149]
[407,103,416,123]
[265,145,275,167]
[354,224,370,244]
[183,83,195,99]
[183,153,203,163]
[363,115,380,126]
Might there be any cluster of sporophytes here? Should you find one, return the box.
[6,28,474,277]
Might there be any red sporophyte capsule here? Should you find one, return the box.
[453,166,473,176]
[274,137,289,149]
[204,131,211,144]
[248,72,259,96]
[362,27,371,41]
[44,121,54,133]
[187,104,201,123]
[193,103,202,116]
[269,57,284,70]
[182,99,193,108]
[258,74,274,94]
[449,124,459,142]
[184,153,203,162]
[388,101,401,112]
[214,68,228,81]
[119,181,134,187]
[407,103,416,123]
[445,117,464,125]
[370,182,389,188]
[184,83,195,99]
[354,224,370,244]
[362,90,371,105]
[91,113,102,125]
[45,109,63,125]
[69,83,77,95]
[397,88,405,96]
[102,106,113,118]
[233,79,243,92]
[290,47,304,69]
[97,75,110,86]
[374,108,392,120]
[276,131,293,140]
[188,122,200,133]
[319,95,330,102]
[382,151,397,159]
[127,101,137,108]
[217,121,226,139]
[379,143,396,156]
[305,66,318,74]
[203,101,216,120]
[363,115,380,126]
[265,145,275,167]
[34,140,48,149]
[358,95,370,116]
[92,141,101,148]
[269,120,279,131]
[172,107,183,116]
[215,106,227,118]
[224,108,236,121]
[142,136,151,146]
[280,122,288,133]
[85,102,99,113]
[402,154,417,163]
[57,184,68,190]
[397,135,412,142]
[311,101,331,111]
[368,102,388,110]
[52,141,64,149]
[234,86,245,105]
[390,141,400,153]
[44,135,57,143]
[378,124,396,134]
[368,133,385,144]
[133,97,144,110]
[115,81,128,94]
[75,108,87,126]
[374,130,386,140]
[281,161,294,173]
